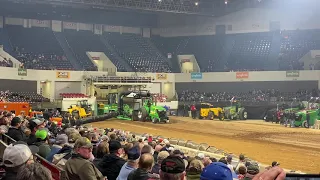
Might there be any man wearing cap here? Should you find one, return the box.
[117,146,140,180]
[2,142,38,180]
[98,140,126,180]
[226,155,234,171]
[26,119,44,145]
[243,164,260,180]
[7,117,26,143]
[35,128,51,158]
[65,137,104,180]
[187,159,204,180]
[159,156,186,180]
[46,134,69,162]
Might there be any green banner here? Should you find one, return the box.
[286,71,299,77]
[18,68,27,76]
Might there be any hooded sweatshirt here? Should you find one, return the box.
[97,153,126,180]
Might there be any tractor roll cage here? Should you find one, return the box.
[118,91,151,115]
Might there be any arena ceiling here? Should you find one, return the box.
[3,0,271,16]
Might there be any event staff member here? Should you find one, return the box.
[306,111,310,128]
[190,104,196,119]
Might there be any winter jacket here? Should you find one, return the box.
[97,154,126,180]
[35,142,51,159]
[65,153,104,180]
[127,168,159,180]
[46,144,62,162]
[7,127,26,143]
[187,173,201,180]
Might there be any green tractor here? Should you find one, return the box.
[294,97,320,127]
[129,91,169,123]
[223,101,247,120]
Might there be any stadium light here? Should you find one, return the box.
[195,2,198,6]
[158,0,162,2]
[225,0,228,5]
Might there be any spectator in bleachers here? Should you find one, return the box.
[2,142,38,180]
[7,117,26,143]
[35,129,51,158]
[46,134,68,162]
[117,146,140,180]
[0,115,10,134]
[200,162,237,180]
[151,150,169,175]
[97,140,126,180]
[187,159,204,180]
[65,137,105,180]
[93,141,110,167]
[127,153,157,180]
[159,156,186,180]
[16,163,52,180]
[244,164,260,180]
[236,154,247,172]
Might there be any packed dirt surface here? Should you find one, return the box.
[89,117,320,173]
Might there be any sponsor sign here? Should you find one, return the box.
[191,72,202,79]
[286,71,299,77]
[156,73,167,80]
[18,68,27,76]
[236,72,249,79]
[56,72,70,79]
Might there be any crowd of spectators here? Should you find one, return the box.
[178,89,318,103]
[0,110,286,180]
[0,57,13,68]
[0,90,49,103]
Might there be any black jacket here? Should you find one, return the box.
[2,170,17,180]
[128,168,159,180]
[26,133,37,145]
[7,127,26,143]
[97,154,126,180]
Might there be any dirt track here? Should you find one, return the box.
[89,117,320,173]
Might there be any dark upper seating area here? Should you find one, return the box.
[64,30,126,71]
[227,32,272,71]
[279,30,320,70]
[6,26,74,70]
[3,26,320,72]
[105,32,171,72]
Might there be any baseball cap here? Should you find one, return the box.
[3,143,34,167]
[11,117,22,126]
[247,164,260,175]
[55,134,68,145]
[200,162,233,180]
[157,151,170,161]
[109,140,122,152]
[35,129,48,140]
[127,146,140,160]
[226,155,233,161]
[32,118,45,126]
[189,159,204,172]
[74,137,93,149]
[272,161,280,167]
[161,156,186,174]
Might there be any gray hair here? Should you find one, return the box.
[17,163,52,180]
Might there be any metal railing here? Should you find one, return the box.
[0,134,67,180]
[92,76,152,83]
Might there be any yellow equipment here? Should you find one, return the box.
[68,100,92,119]
[199,103,224,120]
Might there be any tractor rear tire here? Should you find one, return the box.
[302,121,308,128]
[207,111,214,120]
[239,109,248,120]
[219,112,225,121]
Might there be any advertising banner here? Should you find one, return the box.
[56,72,70,79]
[156,73,167,80]
[236,72,249,79]
[18,68,27,76]
[286,71,299,77]
[191,72,202,79]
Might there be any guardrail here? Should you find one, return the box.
[0,134,67,180]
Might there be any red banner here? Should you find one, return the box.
[236,72,249,79]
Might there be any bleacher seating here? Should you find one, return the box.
[152,93,168,102]
[60,93,88,98]
[105,33,171,72]
[6,26,74,70]
[279,30,320,70]
[64,30,127,71]
[7,92,50,103]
